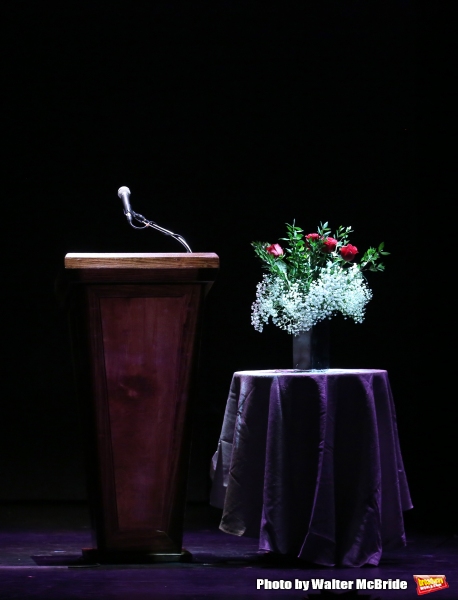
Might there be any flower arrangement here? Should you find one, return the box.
[251,222,389,335]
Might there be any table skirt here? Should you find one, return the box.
[210,369,412,567]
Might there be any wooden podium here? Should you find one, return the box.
[64,253,219,562]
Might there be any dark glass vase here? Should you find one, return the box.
[292,319,330,370]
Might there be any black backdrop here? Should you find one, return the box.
[2,4,451,531]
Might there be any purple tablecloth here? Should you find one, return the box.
[210,369,412,567]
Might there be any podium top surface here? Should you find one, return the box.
[65,253,219,270]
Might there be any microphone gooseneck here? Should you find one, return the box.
[117,186,192,253]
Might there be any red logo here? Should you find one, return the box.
[413,575,449,595]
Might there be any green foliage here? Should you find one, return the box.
[252,221,388,291]
[359,242,390,272]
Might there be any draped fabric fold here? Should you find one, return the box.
[210,369,412,567]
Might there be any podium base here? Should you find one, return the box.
[81,547,192,564]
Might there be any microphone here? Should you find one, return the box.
[116,185,192,251]
[118,186,132,223]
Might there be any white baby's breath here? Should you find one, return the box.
[251,265,372,334]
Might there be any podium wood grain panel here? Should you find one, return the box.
[87,285,200,552]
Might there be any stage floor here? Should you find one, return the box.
[0,502,457,599]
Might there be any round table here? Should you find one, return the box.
[210,369,412,567]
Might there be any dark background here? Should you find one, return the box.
[2,4,451,531]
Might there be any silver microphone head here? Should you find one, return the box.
[118,186,132,222]
[117,186,131,198]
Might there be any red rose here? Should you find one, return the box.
[340,244,359,261]
[322,237,337,253]
[305,233,320,242]
[266,243,284,257]
[305,233,321,248]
